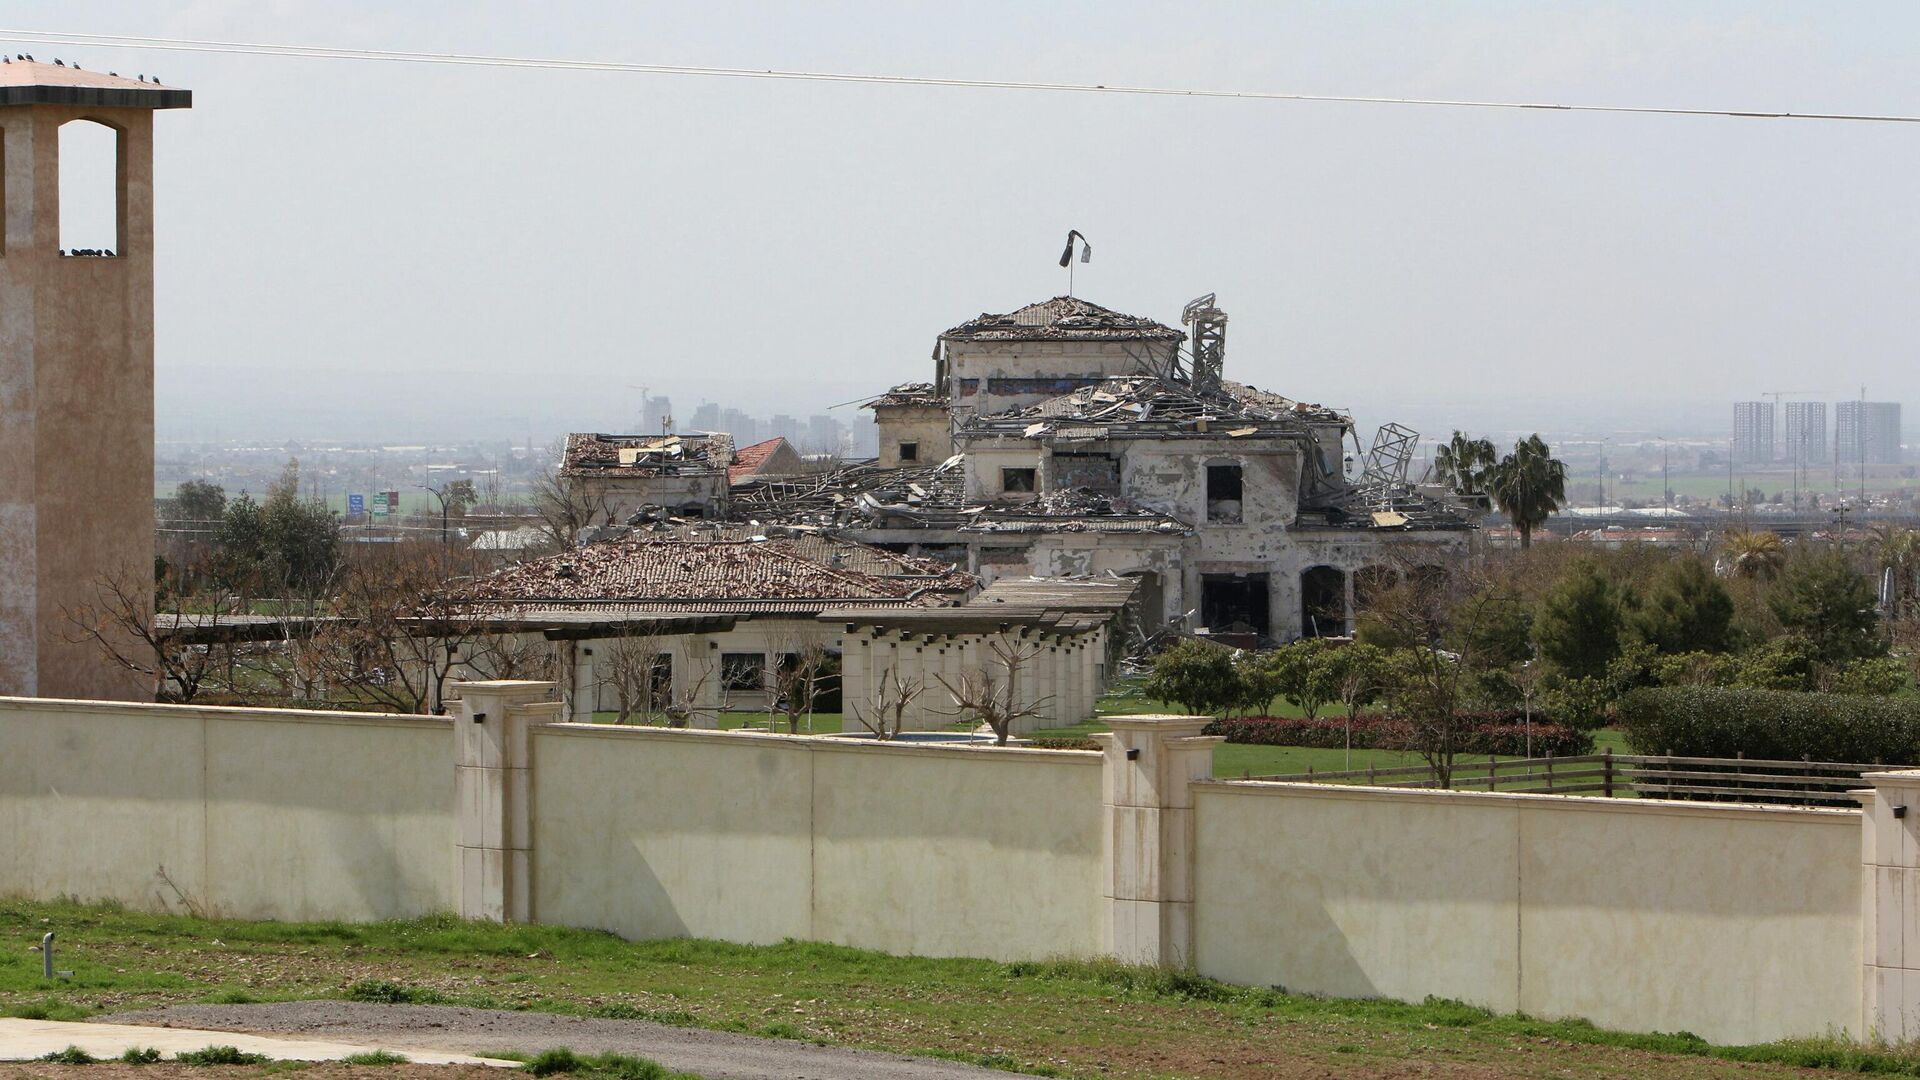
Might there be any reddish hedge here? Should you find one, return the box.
[1203,714,1593,758]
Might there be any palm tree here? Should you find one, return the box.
[1720,528,1787,582]
[1431,431,1496,495]
[1487,434,1566,549]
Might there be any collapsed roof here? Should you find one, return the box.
[451,534,976,616]
[861,382,947,410]
[941,296,1185,344]
[563,433,733,477]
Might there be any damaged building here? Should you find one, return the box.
[567,293,1471,643]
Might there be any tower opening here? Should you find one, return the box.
[58,119,120,255]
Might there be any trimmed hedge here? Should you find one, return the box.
[1203,714,1593,758]
[1616,686,1920,764]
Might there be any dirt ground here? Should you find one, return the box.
[100,1003,1005,1080]
[85,1001,1846,1080]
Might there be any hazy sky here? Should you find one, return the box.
[16,2,1920,443]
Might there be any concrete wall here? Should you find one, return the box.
[944,340,1180,414]
[872,405,952,468]
[530,724,1105,960]
[0,695,1889,1046]
[0,105,162,700]
[1191,781,1862,1045]
[0,697,454,920]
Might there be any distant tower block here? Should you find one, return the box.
[0,64,191,699]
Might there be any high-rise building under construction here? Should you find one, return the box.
[1732,401,1774,465]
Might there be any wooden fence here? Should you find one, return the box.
[1252,749,1882,807]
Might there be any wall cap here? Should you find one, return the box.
[1196,778,1860,824]
[536,722,1104,763]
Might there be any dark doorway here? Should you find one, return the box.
[1301,566,1347,638]
[1201,572,1270,639]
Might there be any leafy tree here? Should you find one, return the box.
[1730,635,1819,692]
[1320,642,1390,768]
[1533,559,1627,680]
[1143,639,1243,716]
[174,479,227,522]
[1238,639,1334,718]
[211,460,339,595]
[1431,431,1496,496]
[1827,655,1910,696]
[1487,434,1567,549]
[1629,557,1735,655]
[1768,552,1883,665]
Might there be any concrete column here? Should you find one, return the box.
[1342,569,1357,636]
[568,641,596,721]
[453,680,560,923]
[1095,715,1221,967]
[1860,769,1920,1040]
[840,630,869,732]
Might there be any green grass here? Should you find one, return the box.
[523,1048,701,1079]
[340,1049,410,1066]
[3,898,1916,1079]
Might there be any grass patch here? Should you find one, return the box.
[39,1045,98,1065]
[7,897,1919,1079]
[174,1045,271,1065]
[341,1050,409,1065]
[120,1047,163,1064]
[522,1048,697,1080]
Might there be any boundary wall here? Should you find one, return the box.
[0,697,453,920]
[8,685,1920,1046]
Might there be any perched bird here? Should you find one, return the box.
[53,58,63,66]
[104,250,114,257]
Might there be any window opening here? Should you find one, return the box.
[898,441,919,462]
[1207,464,1244,523]
[1001,467,1037,493]
[720,653,763,692]
[58,119,119,256]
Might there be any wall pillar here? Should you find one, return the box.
[1861,769,1920,1040]
[1095,715,1221,967]
[453,680,560,923]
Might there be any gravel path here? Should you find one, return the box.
[100,1003,1006,1080]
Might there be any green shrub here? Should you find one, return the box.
[120,1047,162,1065]
[40,1046,98,1065]
[342,1050,409,1066]
[175,1045,270,1065]
[1617,686,1920,763]
[1142,639,1243,716]
[344,978,446,1005]
[1204,714,1592,758]
[523,1048,680,1080]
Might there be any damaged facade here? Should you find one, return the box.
[564,293,1472,645]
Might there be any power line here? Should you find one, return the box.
[8,28,1920,125]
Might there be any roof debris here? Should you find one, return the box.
[941,296,1185,343]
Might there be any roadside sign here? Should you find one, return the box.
[386,490,401,515]
[372,492,390,517]
[348,494,365,516]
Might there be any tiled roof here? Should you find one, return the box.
[562,432,733,477]
[727,437,794,484]
[452,536,975,614]
[0,59,191,108]
[941,296,1184,343]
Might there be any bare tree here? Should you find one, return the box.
[530,441,610,554]
[66,566,231,703]
[596,626,673,724]
[858,664,925,740]
[312,542,487,714]
[767,631,836,734]
[466,632,558,682]
[934,632,1055,746]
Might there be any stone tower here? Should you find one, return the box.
[0,62,190,699]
